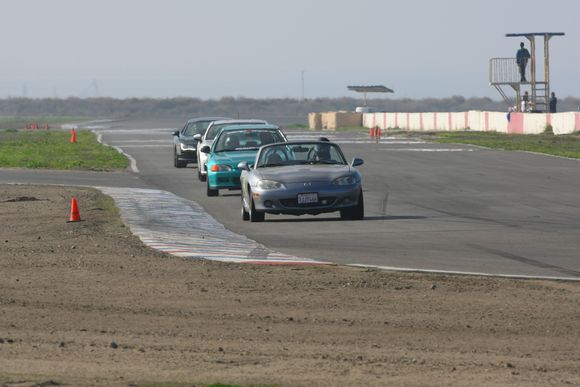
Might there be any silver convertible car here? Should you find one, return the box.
[238,141,364,222]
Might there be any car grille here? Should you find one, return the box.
[280,197,337,208]
[217,177,241,185]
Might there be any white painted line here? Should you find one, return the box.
[347,264,580,282]
[518,150,580,162]
[115,145,172,148]
[93,131,139,173]
[109,140,171,144]
[382,148,476,152]
[96,128,176,134]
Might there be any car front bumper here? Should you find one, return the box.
[198,151,209,175]
[208,170,242,190]
[252,181,361,215]
[177,149,197,162]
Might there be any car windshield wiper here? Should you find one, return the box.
[308,160,338,165]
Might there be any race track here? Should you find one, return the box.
[95,123,580,280]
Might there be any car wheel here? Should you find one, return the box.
[340,190,364,220]
[197,168,205,182]
[241,193,249,221]
[206,179,219,197]
[249,191,265,222]
[174,148,186,168]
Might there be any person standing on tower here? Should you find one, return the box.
[516,42,531,82]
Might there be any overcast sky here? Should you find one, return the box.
[1,0,578,99]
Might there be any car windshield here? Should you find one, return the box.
[183,121,212,136]
[206,121,265,140]
[256,142,347,168]
[213,129,285,153]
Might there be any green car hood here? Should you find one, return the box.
[209,150,257,168]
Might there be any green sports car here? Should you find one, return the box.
[200,124,287,196]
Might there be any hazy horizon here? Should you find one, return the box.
[2,0,578,99]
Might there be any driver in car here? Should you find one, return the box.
[311,138,332,162]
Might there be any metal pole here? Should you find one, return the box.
[527,35,536,111]
[545,35,551,111]
[301,70,305,102]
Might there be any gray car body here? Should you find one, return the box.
[239,141,364,220]
[194,119,268,178]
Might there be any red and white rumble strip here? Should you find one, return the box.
[97,187,330,265]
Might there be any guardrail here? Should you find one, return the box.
[363,111,580,135]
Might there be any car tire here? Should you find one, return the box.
[249,192,265,222]
[197,168,206,182]
[241,193,250,221]
[206,179,219,197]
[174,148,186,168]
[340,190,364,220]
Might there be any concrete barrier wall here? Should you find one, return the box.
[310,111,362,130]
[363,111,580,135]
[547,113,578,135]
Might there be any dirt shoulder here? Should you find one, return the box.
[1,184,579,386]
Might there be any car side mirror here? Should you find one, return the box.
[351,158,364,167]
[172,130,180,136]
[200,145,211,154]
[237,161,250,171]
[193,134,202,141]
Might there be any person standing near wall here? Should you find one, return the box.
[549,92,558,113]
[516,42,531,82]
[522,91,530,112]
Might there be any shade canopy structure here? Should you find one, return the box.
[347,85,394,105]
[505,32,565,38]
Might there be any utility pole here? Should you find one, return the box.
[301,70,305,102]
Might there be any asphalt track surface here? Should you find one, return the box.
[3,122,580,280]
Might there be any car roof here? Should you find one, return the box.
[186,117,231,124]
[218,124,280,132]
[262,140,338,147]
[209,119,268,126]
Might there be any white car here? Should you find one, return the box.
[193,119,267,181]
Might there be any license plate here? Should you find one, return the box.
[297,192,318,204]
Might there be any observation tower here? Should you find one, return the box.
[489,32,564,112]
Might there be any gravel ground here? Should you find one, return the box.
[1,184,579,386]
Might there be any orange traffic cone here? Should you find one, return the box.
[68,197,81,222]
[70,128,76,143]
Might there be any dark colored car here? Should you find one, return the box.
[172,117,230,168]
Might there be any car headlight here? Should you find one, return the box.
[257,179,285,190]
[332,175,359,186]
[180,142,196,151]
[210,164,233,172]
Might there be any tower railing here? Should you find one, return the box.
[489,57,529,85]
